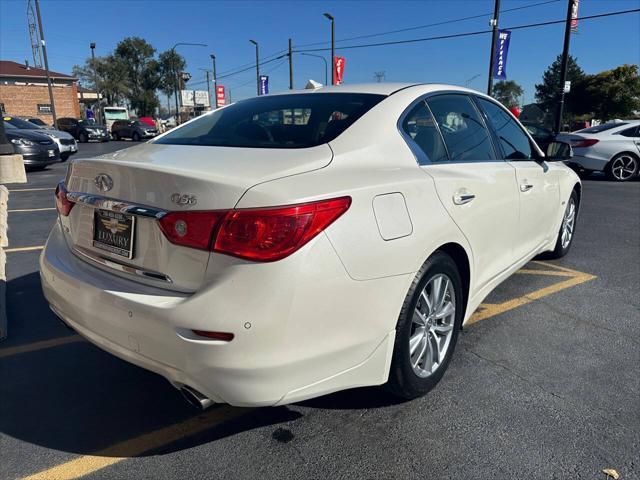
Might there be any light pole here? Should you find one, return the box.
[323,13,335,85]
[249,40,260,95]
[486,0,501,95]
[301,53,328,85]
[170,42,207,124]
[90,42,101,123]
[210,54,218,108]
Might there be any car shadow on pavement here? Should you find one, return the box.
[0,272,301,457]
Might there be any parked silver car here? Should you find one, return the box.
[4,115,78,161]
[557,120,640,181]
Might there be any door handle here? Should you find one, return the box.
[453,193,475,205]
[520,183,534,192]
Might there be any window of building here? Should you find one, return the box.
[37,104,52,115]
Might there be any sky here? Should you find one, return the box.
[1,0,639,105]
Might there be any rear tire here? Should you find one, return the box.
[547,190,578,259]
[606,153,638,182]
[386,251,463,400]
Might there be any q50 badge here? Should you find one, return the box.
[171,193,197,206]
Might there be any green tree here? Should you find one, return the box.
[158,49,186,100]
[114,37,161,115]
[581,64,640,120]
[535,54,585,114]
[72,54,129,105]
[491,80,524,108]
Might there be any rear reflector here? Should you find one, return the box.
[54,181,75,216]
[192,330,235,342]
[570,138,599,148]
[157,197,351,262]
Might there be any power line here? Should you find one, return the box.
[294,8,640,53]
[215,49,288,77]
[295,0,561,48]
[216,53,288,80]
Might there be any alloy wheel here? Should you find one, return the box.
[560,198,576,250]
[611,155,637,181]
[409,274,456,378]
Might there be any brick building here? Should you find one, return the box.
[0,60,80,122]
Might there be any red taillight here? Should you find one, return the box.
[157,197,351,262]
[55,182,75,216]
[214,197,351,261]
[158,211,225,250]
[570,138,599,148]
[192,330,235,341]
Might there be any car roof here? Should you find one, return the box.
[270,82,479,97]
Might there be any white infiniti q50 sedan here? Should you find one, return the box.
[40,84,580,408]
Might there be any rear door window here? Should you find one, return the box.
[154,93,386,149]
[401,101,448,163]
[476,97,533,160]
[426,95,496,162]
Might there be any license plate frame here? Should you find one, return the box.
[92,209,135,259]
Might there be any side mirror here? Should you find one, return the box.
[545,141,572,161]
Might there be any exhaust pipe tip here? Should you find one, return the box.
[180,385,215,411]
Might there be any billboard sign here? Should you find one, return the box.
[492,30,511,80]
[180,90,210,107]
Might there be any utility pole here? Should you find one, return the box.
[486,0,501,96]
[199,69,211,109]
[170,43,207,125]
[90,42,101,123]
[288,38,294,90]
[249,40,260,95]
[554,0,577,134]
[34,0,57,127]
[210,54,218,108]
[323,13,335,85]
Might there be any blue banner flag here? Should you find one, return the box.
[259,75,269,95]
[492,30,511,80]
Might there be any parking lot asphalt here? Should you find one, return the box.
[1,143,638,480]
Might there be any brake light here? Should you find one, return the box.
[158,211,225,250]
[570,138,599,148]
[54,182,75,216]
[157,197,351,262]
[214,197,351,261]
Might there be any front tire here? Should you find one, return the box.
[60,152,69,161]
[78,132,88,143]
[606,153,638,182]
[132,132,141,142]
[386,251,463,400]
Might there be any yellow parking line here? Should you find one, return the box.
[21,406,246,480]
[3,245,44,253]
[8,207,56,213]
[468,262,596,325]
[0,335,82,358]
[7,187,54,192]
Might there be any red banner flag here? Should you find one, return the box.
[334,57,346,85]
[216,85,226,107]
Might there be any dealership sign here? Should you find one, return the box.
[259,75,269,95]
[334,57,346,85]
[492,30,511,80]
[216,85,226,107]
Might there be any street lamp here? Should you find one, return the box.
[249,40,260,95]
[301,53,328,85]
[323,13,335,85]
[210,54,218,108]
[464,73,481,88]
[170,42,207,124]
[89,42,101,123]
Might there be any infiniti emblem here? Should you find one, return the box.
[94,174,113,192]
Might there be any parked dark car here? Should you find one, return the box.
[56,117,109,142]
[4,120,60,170]
[111,119,158,141]
[522,122,555,152]
[26,118,50,127]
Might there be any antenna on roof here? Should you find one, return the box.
[27,0,43,69]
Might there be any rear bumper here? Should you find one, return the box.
[568,150,609,171]
[40,221,408,406]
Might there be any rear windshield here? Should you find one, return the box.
[576,123,627,134]
[154,93,386,149]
